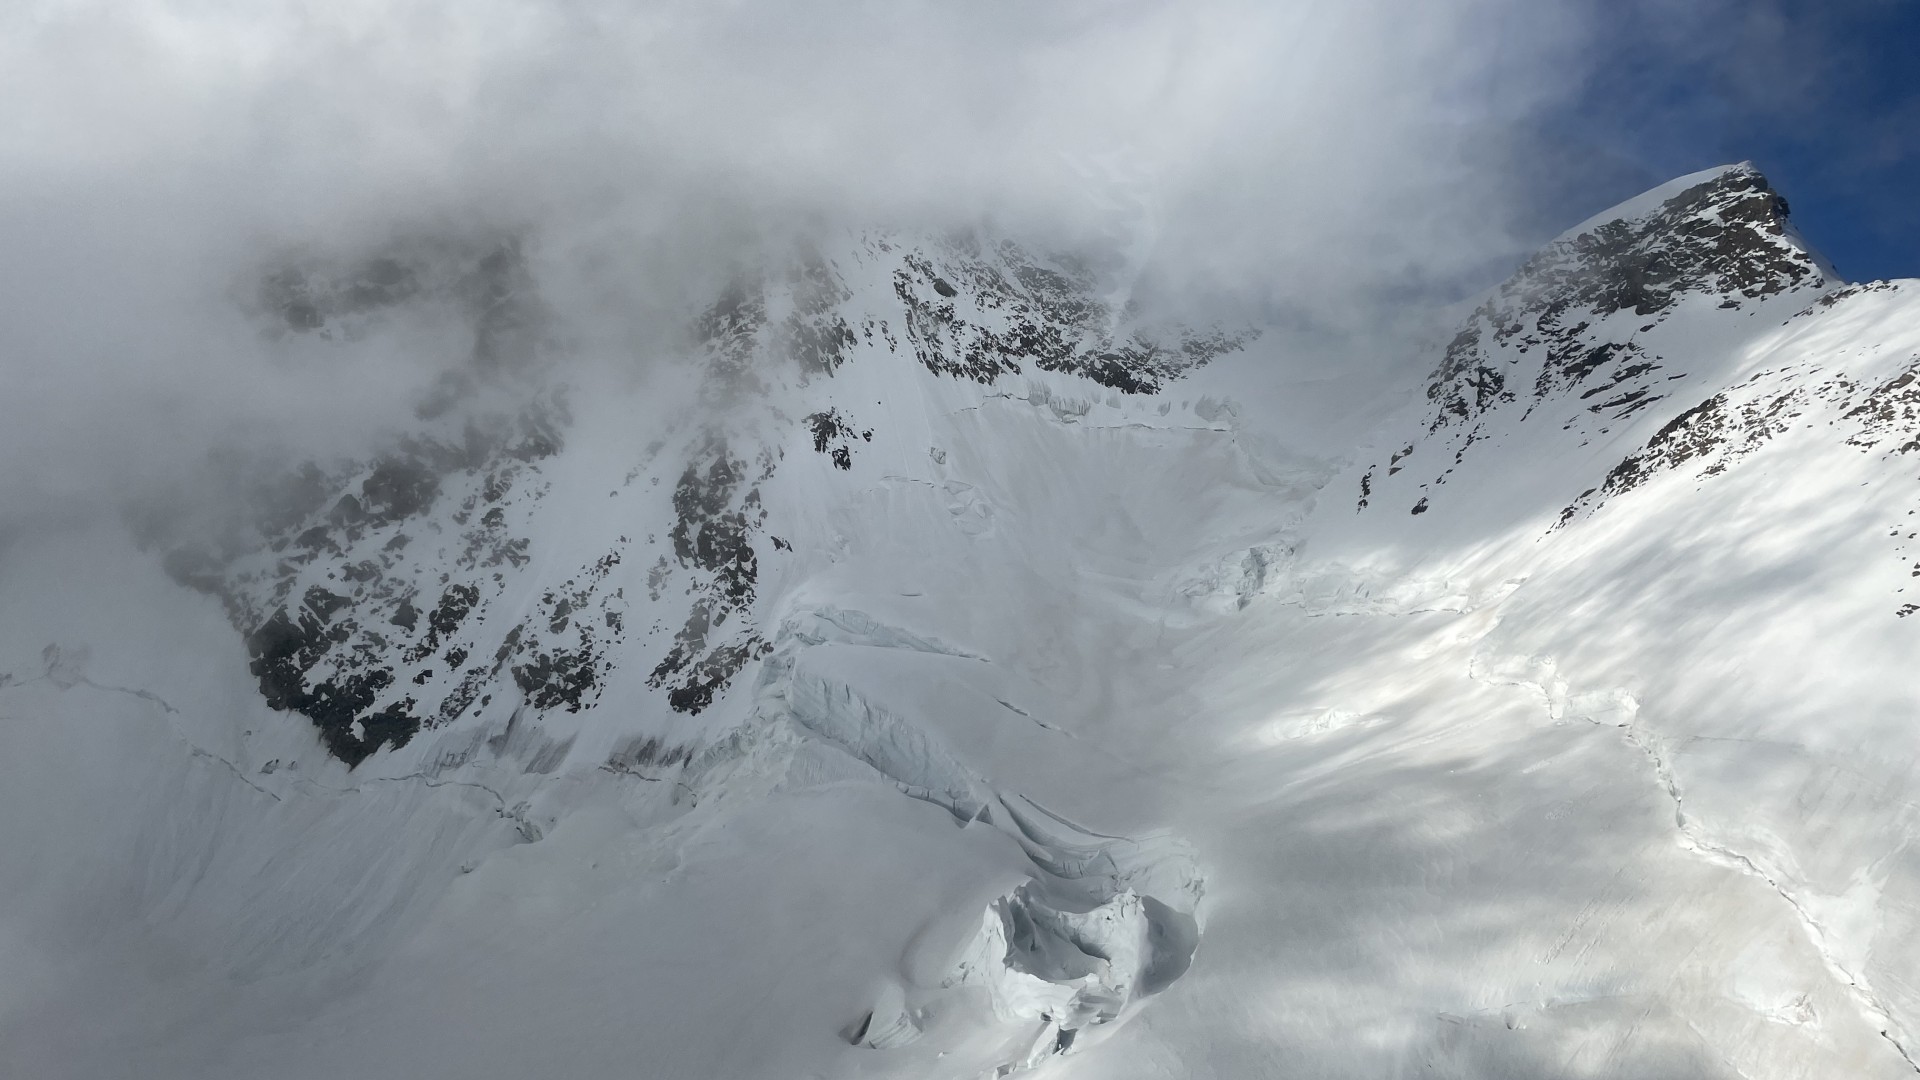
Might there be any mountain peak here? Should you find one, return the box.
[1350,164,1838,524]
[1421,164,1830,429]
[1555,162,1766,241]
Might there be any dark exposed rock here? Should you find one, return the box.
[1839,364,1920,456]
[244,604,419,767]
[196,223,1258,762]
[661,637,772,714]
[302,586,351,621]
[421,584,479,648]
[649,438,768,714]
[361,456,440,523]
[885,236,1251,393]
[498,553,631,715]
[1559,286,1919,544]
[260,238,546,383]
[695,277,769,404]
[512,645,600,712]
[390,600,419,631]
[805,409,871,470]
[782,251,858,379]
[1426,166,1822,436]
[167,395,568,765]
[1362,165,1832,520]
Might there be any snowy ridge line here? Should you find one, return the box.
[289,771,508,808]
[182,743,285,805]
[37,667,567,828]
[284,769,565,842]
[994,696,1075,737]
[115,691,289,805]
[3,646,291,805]
[1468,646,1920,1073]
[9,643,680,839]
[73,676,178,714]
[751,604,1205,1072]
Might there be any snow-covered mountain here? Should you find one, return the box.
[4,163,1919,1079]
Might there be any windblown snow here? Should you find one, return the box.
[5,164,1920,1079]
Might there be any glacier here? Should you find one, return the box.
[4,164,1920,1079]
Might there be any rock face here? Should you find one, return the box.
[1343,163,1920,627]
[1359,164,1833,515]
[170,230,1252,774]
[204,407,571,766]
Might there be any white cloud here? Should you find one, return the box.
[0,0,1602,533]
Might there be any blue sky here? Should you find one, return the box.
[1531,1,1920,283]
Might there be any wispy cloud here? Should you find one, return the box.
[0,0,1610,533]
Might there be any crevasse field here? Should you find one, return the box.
[5,164,1920,1079]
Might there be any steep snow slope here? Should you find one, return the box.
[1256,164,1920,1076]
[4,164,1919,1079]
[0,226,1261,1080]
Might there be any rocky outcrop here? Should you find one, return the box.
[1358,164,1834,515]
[170,226,1245,768]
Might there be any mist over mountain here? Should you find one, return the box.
[4,4,1919,1079]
